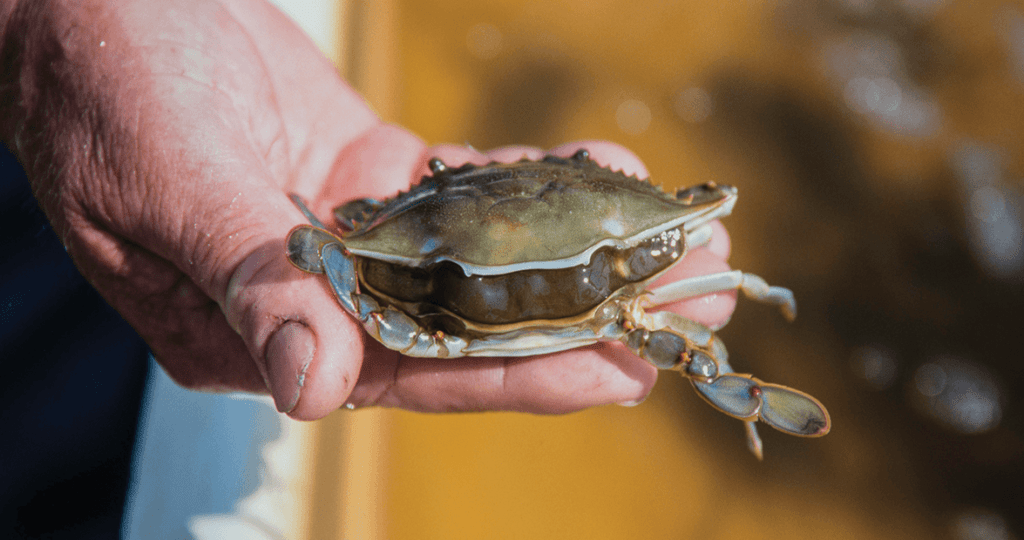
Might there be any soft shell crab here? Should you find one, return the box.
[286,149,829,458]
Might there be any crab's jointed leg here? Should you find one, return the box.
[621,311,830,459]
[316,244,471,358]
[671,221,794,321]
[684,223,714,251]
[333,198,384,230]
[288,193,330,230]
[649,270,797,322]
[285,197,471,359]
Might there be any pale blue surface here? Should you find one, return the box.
[122,358,280,540]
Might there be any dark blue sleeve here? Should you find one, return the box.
[0,143,150,540]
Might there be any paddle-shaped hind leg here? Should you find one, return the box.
[622,311,830,459]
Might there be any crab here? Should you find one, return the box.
[285,149,830,458]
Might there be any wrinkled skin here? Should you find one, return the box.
[0,0,737,419]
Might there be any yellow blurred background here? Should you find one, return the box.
[285,0,1024,538]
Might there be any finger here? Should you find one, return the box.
[349,342,657,414]
[422,144,491,170]
[549,140,650,178]
[429,141,650,177]
[703,219,732,261]
[225,230,364,419]
[64,141,362,417]
[314,124,433,211]
[481,145,546,162]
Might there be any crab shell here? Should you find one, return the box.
[286,149,731,341]
[340,151,730,275]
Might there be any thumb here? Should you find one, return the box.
[69,150,369,419]
[219,187,365,419]
[222,124,431,419]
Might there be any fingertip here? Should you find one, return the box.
[602,345,660,405]
[265,320,314,413]
[502,345,659,413]
[424,141,650,182]
[483,145,546,163]
[281,301,366,420]
[548,140,650,179]
[225,243,365,420]
[422,144,490,173]
[604,356,659,408]
[706,220,732,261]
[318,124,429,204]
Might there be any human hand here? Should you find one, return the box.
[0,0,736,419]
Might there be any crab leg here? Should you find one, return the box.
[621,311,829,459]
[648,270,796,322]
[333,198,384,230]
[316,243,470,358]
[288,193,330,229]
[286,196,471,358]
[684,223,714,250]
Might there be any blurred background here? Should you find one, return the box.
[6,0,1021,538]
[292,0,1024,538]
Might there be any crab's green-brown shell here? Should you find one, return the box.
[341,154,721,275]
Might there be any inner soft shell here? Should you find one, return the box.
[358,226,684,325]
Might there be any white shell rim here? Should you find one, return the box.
[345,190,737,276]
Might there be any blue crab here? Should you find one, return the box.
[286,149,829,458]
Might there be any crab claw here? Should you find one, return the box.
[692,375,831,438]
